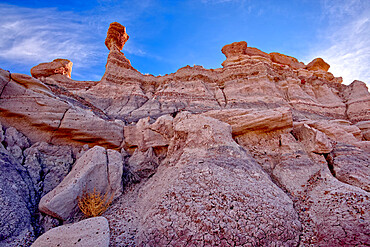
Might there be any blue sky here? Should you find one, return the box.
[0,0,369,86]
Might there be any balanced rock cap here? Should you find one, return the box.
[221,41,248,58]
[30,58,73,79]
[105,22,129,51]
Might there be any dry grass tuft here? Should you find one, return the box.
[77,188,114,218]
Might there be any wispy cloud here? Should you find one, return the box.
[307,0,370,86]
[0,3,154,80]
[0,4,102,68]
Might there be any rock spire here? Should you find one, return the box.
[104,22,129,51]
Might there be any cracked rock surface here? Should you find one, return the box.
[0,22,369,246]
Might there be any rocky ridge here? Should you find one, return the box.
[0,22,369,246]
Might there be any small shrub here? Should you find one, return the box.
[77,188,113,218]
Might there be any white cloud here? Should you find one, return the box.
[307,0,370,86]
[0,3,157,80]
[0,4,101,69]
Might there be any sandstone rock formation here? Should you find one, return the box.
[0,68,124,148]
[0,22,369,246]
[306,57,330,71]
[31,216,110,247]
[39,146,123,220]
[105,22,129,51]
[135,113,302,246]
[221,41,248,58]
[269,52,305,69]
[31,58,73,78]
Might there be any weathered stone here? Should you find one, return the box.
[329,143,370,192]
[23,142,74,197]
[203,107,292,136]
[4,126,30,163]
[270,52,305,69]
[305,57,330,71]
[0,74,124,148]
[124,115,173,151]
[221,41,248,58]
[107,149,124,199]
[31,58,73,78]
[311,120,361,143]
[31,216,110,247]
[0,68,11,94]
[245,47,270,58]
[292,123,333,153]
[0,121,3,142]
[127,147,159,181]
[105,22,129,51]
[0,144,36,246]
[4,126,30,149]
[134,113,301,246]
[54,108,125,148]
[0,22,369,246]
[39,146,123,220]
[11,73,52,95]
[269,137,370,246]
[342,80,370,123]
[356,120,370,140]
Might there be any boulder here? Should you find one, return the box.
[124,115,173,151]
[221,41,248,58]
[23,142,74,197]
[31,59,73,79]
[269,52,305,69]
[292,123,333,153]
[39,146,123,220]
[127,147,159,181]
[105,22,129,51]
[31,216,110,247]
[305,58,330,71]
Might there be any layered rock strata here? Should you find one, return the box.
[0,22,369,246]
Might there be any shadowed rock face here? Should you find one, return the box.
[1,22,370,246]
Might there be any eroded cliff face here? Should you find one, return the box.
[0,22,369,246]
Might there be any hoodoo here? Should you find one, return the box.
[0,22,369,246]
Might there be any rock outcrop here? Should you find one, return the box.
[39,146,123,220]
[0,68,124,149]
[0,144,37,246]
[31,216,110,247]
[306,57,330,71]
[31,59,73,78]
[105,22,129,51]
[0,22,369,246]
